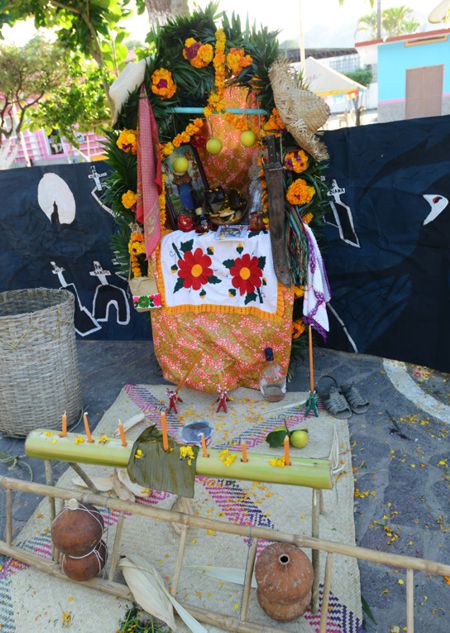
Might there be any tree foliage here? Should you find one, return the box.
[357,5,420,39]
[345,67,373,87]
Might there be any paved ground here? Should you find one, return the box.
[0,341,448,632]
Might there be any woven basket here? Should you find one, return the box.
[0,288,82,438]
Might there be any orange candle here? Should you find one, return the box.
[161,411,169,451]
[83,412,94,443]
[308,325,315,393]
[200,433,209,458]
[118,421,127,447]
[241,441,248,463]
[284,434,291,466]
[60,411,67,437]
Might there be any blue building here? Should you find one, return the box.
[356,28,450,123]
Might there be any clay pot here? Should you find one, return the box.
[51,499,104,556]
[61,539,107,581]
[255,543,314,621]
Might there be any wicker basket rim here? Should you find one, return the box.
[0,287,74,320]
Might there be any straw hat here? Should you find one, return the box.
[269,59,330,161]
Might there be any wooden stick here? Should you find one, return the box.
[175,358,198,393]
[108,512,125,581]
[406,568,414,633]
[319,489,324,515]
[241,539,258,622]
[44,460,57,562]
[319,553,334,633]
[1,476,450,577]
[171,523,188,595]
[68,463,100,494]
[308,325,315,392]
[5,489,12,545]
[311,488,320,613]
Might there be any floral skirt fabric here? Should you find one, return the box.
[151,286,293,393]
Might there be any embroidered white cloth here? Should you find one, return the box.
[303,222,331,338]
[157,230,283,321]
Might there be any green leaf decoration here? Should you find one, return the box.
[262,278,267,286]
[228,288,237,297]
[173,277,185,293]
[180,239,193,253]
[265,429,288,448]
[244,291,257,305]
[207,275,222,284]
[199,289,206,296]
[236,246,243,254]
[128,425,198,498]
[170,264,178,272]
[258,256,266,269]
[247,231,259,238]
[361,595,377,625]
[206,247,214,255]
[223,258,235,269]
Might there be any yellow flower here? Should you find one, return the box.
[293,285,304,298]
[122,190,138,209]
[151,68,176,99]
[116,129,137,154]
[303,212,314,224]
[292,319,306,339]
[179,445,195,465]
[74,436,84,445]
[226,48,252,75]
[43,431,54,437]
[269,457,286,468]
[135,449,143,460]
[98,434,110,444]
[219,449,237,467]
[286,178,315,206]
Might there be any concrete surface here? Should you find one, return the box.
[0,341,448,632]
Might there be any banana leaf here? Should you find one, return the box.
[127,425,198,498]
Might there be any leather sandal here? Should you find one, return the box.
[317,376,352,419]
[340,383,369,414]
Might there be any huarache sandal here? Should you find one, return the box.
[340,383,370,415]
[317,376,352,419]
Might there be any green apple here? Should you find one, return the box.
[240,130,256,147]
[172,156,189,174]
[206,138,223,155]
[290,430,308,449]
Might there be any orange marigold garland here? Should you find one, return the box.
[226,47,252,75]
[151,68,176,99]
[263,107,284,135]
[159,118,204,158]
[122,190,138,209]
[286,178,315,206]
[183,37,214,68]
[159,173,167,228]
[116,129,137,154]
[128,231,145,278]
[204,28,226,116]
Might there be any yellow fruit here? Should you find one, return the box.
[172,156,189,174]
[240,130,256,147]
[290,430,308,449]
[206,138,223,155]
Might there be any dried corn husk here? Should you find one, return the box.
[186,565,257,588]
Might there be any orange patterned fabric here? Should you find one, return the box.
[151,286,293,393]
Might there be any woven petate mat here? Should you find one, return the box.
[0,386,362,633]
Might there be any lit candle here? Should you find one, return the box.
[241,441,248,463]
[60,411,67,437]
[161,411,169,451]
[284,434,291,466]
[118,421,127,447]
[83,412,94,443]
[200,433,209,458]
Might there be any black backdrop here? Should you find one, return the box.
[322,115,450,372]
[0,115,449,371]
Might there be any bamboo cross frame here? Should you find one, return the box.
[1,475,449,633]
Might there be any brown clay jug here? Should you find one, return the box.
[255,542,314,621]
[61,539,107,581]
[51,499,104,556]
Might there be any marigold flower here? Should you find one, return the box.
[116,129,137,154]
[286,178,315,206]
[284,149,309,174]
[122,190,138,209]
[303,212,314,224]
[151,68,176,99]
[292,319,306,339]
[226,48,252,75]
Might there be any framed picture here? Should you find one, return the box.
[163,144,209,229]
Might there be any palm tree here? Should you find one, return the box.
[356,5,420,39]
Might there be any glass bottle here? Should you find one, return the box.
[260,347,286,402]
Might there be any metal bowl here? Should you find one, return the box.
[180,420,214,445]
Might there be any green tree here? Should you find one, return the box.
[0,38,69,146]
[356,5,420,39]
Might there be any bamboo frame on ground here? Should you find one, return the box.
[1,476,449,633]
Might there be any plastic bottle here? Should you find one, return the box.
[260,347,286,402]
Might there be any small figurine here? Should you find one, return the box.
[167,388,183,414]
[216,385,230,413]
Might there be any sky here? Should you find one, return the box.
[1,1,444,48]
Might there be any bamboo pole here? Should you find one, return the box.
[319,553,334,633]
[308,325,315,392]
[5,489,12,545]
[108,512,125,581]
[1,477,450,577]
[406,569,414,633]
[311,488,320,613]
[44,460,57,562]
[241,539,258,622]
[25,431,333,490]
[171,523,188,595]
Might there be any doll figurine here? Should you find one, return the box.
[167,388,183,414]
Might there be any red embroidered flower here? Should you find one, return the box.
[178,248,213,290]
[230,254,263,295]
